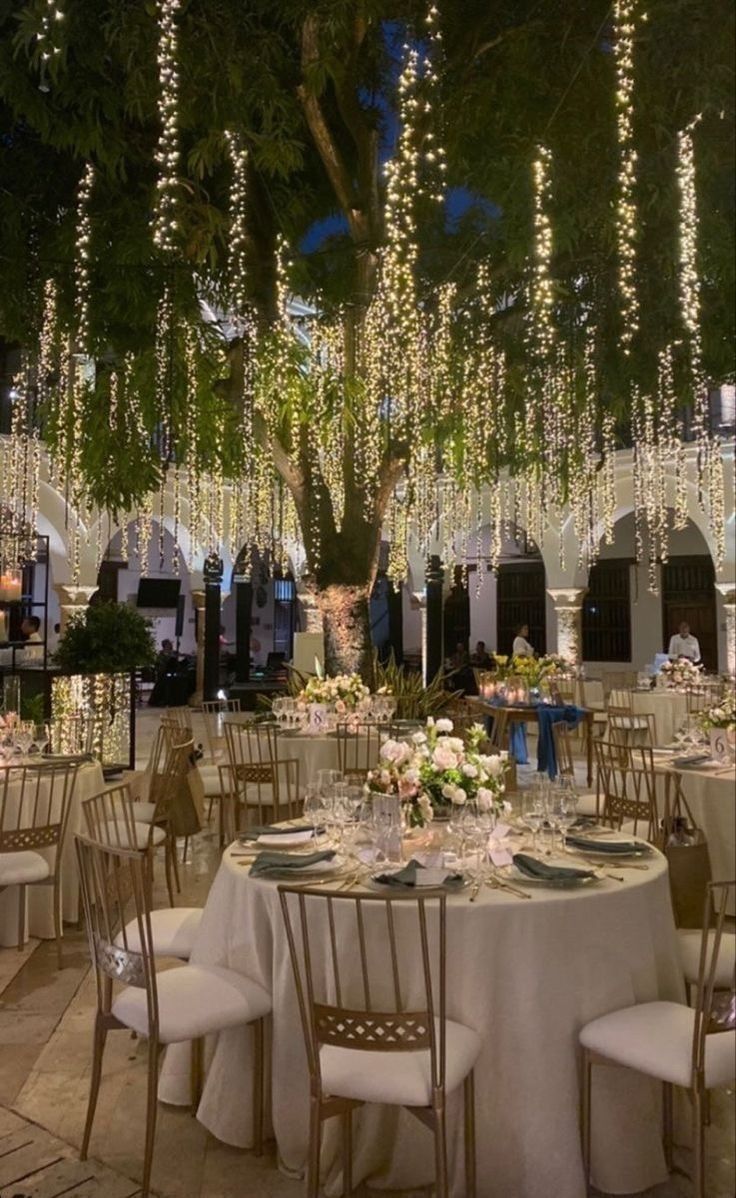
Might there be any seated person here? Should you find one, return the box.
[471,640,494,668]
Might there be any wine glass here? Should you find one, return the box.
[31,723,50,757]
[521,792,546,855]
[15,721,34,759]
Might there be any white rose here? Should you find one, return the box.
[441,783,456,800]
[461,762,478,778]
[446,736,465,754]
[487,756,506,778]
[476,787,495,812]
[418,794,434,822]
[433,745,458,771]
[380,739,403,763]
[412,730,427,744]
[435,718,454,733]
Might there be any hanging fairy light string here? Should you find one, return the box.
[153,0,181,255]
[75,163,94,352]
[35,0,65,70]
[613,0,640,351]
[675,120,707,434]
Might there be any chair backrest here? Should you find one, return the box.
[0,761,80,855]
[165,706,192,732]
[606,703,656,747]
[603,670,637,700]
[552,722,576,779]
[279,887,448,1092]
[335,722,384,779]
[488,707,509,751]
[202,698,242,761]
[82,783,140,850]
[593,739,657,839]
[222,719,297,827]
[692,881,736,1083]
[148,736,195,825]
[75,833,159,1032]
[684,682,723,715]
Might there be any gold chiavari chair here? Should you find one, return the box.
[200,698,244,822]
[164,705,192,733]
[278,887,481,1198]
[552,724,599,815]
[131,734,195,905]
[441,700,481,743]
[593,739,658,841]
[602,670,637,701]
[580,880,736,1198]
[335,721,384,780]
[221,720,299,841]
[0,760,81,967]
[606,692,657,747]
[75,835,270,1198]
[81,785,203,961]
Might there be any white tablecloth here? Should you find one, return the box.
[0,760,105,945]
[610,689,687,746]
[658,760,736,891]
[159,846,682,1197]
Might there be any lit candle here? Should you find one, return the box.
[0,572,22,603]
[0,611,6,643]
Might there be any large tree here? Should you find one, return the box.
[0,0,733,675]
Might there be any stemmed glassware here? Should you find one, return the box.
[15,721,34,759]
[521,791,546,854]
[31,723,50,757]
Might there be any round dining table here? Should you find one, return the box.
[159,843,683,1198]
[654,753,736,912]
[0,758,105,946]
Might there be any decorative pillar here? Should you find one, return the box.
[547,587,587,665]
[387,580,404,666]
[53,584,97,634]
[715,583,736,677]
[425,555,445,686]
[190,589,206,707]
[203,554,224,703]
[234,574,253,683]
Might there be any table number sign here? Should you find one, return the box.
[709,728,732,765]
[307,703,328,735]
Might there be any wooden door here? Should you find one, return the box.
[497,560,546,656]
[661,557,717,670]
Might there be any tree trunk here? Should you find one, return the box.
[312,584,373,680]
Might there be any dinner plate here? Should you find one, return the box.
[252,854,346,879]
[565,833,653,858]
[505,861,600,889]
[255,829,315,849]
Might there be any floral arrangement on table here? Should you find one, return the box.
[367,717,510,828]
[697,689,736,734]
[659,658,703,691]
[492,654,511,680]
[296,671,372,715]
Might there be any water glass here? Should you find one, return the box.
[31,723,50,756]
[15,721,34,759]
[521,792,546,853]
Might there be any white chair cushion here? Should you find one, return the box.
[580,1000,735,1090]
[678,929,736,989]
[112,964,271,1044]
[132,801,158,823]
[575,793,599,816]
[0,850,50,886]
[116,907,203,960]
[320,1017,482,1107]
[101,819,166,849]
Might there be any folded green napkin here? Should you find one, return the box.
[673,754,711,768]
[565,834,642,855]
[248,849,335,877]
[512,853,595,881]
[373,859,463,888]
[238,825,316,842]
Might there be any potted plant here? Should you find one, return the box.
[52,602,156,769]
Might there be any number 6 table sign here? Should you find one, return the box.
[709,728,731,764]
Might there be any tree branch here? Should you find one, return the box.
[296,12,366,243]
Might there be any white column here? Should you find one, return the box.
[715,583,736,677]
[547,588,587,665]
[189,588,206,707]
[53,584,98,634]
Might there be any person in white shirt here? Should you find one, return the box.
[667,621,701,663]
[512,623,535,658]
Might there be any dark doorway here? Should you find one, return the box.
[443,565,471,657]
[497,560,546,656]
[661,556,717,670]
[582,560,633,662]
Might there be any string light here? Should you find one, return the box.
[613,0,640,350]
[74,163,94,351]
[153,0,181,254]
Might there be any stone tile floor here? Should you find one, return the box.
[0,708,733,1197]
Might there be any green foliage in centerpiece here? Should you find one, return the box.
[54,602,156,675]
[368,718,510,828]
[372,653,460,720]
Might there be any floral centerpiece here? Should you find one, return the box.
[296,671,372,718]
[367,717,510,828]
[659,658,703,690]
